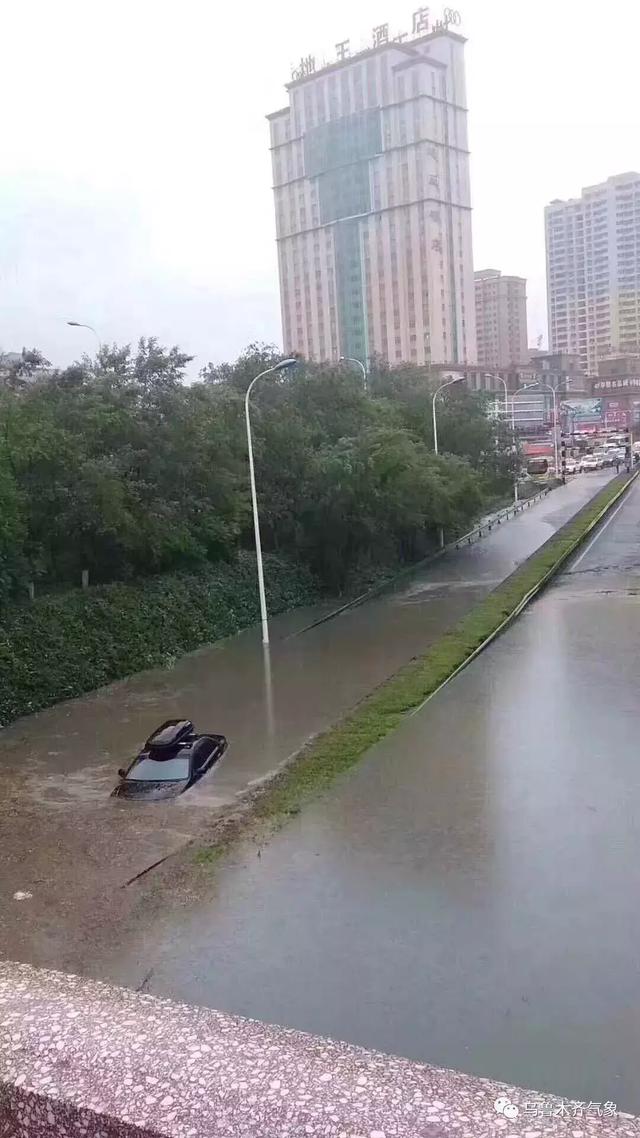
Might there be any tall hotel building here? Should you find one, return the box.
[546,172,640,375]
[267,13,476,367]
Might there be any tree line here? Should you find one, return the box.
[0,340,517,602]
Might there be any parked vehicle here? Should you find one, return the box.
[112,719,228,801]
[564,458,579,475]
[526,457,549,476]
[579,454,601,472]
[593,450,611,467]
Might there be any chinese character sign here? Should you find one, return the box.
[291,55,316,81]
[372,23,389,46]
[335,39,350,60]
[412,7,430,33]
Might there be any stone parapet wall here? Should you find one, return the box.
[0,961,637,1137]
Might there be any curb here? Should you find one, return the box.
[409,470,638,716]
[286,484,553,640]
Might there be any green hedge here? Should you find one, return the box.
[0,554,318,725]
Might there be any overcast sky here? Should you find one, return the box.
[2,0,640,372]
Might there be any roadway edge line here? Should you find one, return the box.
[409,471,639,717]
[570,491,631,570]
[285,485,553,640]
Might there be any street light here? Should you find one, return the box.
[432,375,464,455]
[485,373,518,505]
[432,374,465,549]
[520,379,559,475]
[484,373,514,428]
[67,321,100,352]
[339,355,367,391]
[245,358,297,646]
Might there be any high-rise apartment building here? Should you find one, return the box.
[267,14,476,367]
[545,172,640,375]
[474,269,528,369]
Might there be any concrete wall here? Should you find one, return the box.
[0,961,637,1136]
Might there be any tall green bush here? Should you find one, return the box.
[0,553,316,725]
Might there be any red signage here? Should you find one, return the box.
[522,442,554,457]
[604,409,629,427]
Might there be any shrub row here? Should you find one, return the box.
[0,553,318,726]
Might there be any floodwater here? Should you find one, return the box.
[0,469,611,813]
[0,471,615,973]
[102,475,640,1114]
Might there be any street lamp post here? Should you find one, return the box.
[339,356,367,391]
[67,321,100,352]
[432,375,464,548]
[569,406,578,446]
[245,359,297,646]
[432,375,464,456]
[485,373,518,505]
[520,380,559,475]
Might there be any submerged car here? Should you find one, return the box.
[112,719,228,800]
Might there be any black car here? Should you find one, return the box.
[112,719,228,801]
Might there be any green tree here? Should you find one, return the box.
[0,348,50,389]
[0,341,519,601]
[200,342,283,391]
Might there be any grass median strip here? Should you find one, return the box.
[196,474,635,861]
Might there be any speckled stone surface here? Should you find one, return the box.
[0,961,638,1138]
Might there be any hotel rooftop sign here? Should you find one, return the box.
[290,8,462,82]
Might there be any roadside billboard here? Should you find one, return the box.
[560,398,603,427]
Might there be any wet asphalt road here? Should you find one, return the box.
[102,474,640,1114]
[0,473,613,971]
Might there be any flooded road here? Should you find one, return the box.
[0,471,611,812]
[0,472,613,971]
[102,475,640,1114]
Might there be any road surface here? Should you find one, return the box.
[0,472,613,970]
[101,474,640,1115]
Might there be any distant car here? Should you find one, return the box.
[112,719,228,801]
[564,458,579,475]
[579,453,601,472]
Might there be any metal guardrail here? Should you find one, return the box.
[412,470,639,718]
[450,486,551,551]
[290,485,558,639]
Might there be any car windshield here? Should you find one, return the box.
[127,755,191,782]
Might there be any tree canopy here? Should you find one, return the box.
[0,340,517,601]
